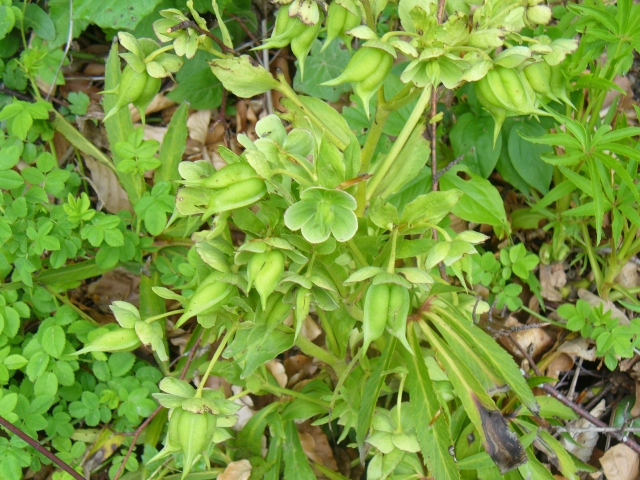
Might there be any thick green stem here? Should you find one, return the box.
[195,326,236,397]
[360,0,376,30]
[145,309,184,324]
[580,223,604,295]
[295,334,344,375]
[387,228,398,273]
[356,89,391,215]
[366,86,432,200]
[276,74,348,150]
[261,384,329,408]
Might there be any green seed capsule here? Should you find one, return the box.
[294,287,312,341]
[523,62,559,102]
[323,47,391,85]
[362,283,390,354]
[175,273,232,328]
[103,65,149,122]
[177,410,216,479]
[132,75,162,125]
[291,16,322,80]
[74,328,142,355]
[386,284,412,353]
[183,163,258,190]
[549,64,574,108]
[202,177,267,220]
[323,3,360,52]
[254,250,285,311]
[256,7,307,50]
[247,251,268,292]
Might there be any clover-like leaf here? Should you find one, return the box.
[285,187,358,244]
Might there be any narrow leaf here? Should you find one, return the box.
[156,103,189,185]
[283,420,317,480]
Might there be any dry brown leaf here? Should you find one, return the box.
[546,353,574,381]
[600,444,639,480]
[218,459,252,480]
[83,155,132,214]
[87,268,139,311]
[578,288,629,324]
[285,355,318,387]
[540,263,566,302]
[561,400,606,462]
[298,423,338,473]
[142,124,168,144]
[231,385,256,431]
[188,109,212,146]
[632,382,640,417]
[130,94,177,123]
[265,360,288,388]
[500,316,553,361]
[616,262,639,290]
[558,337,597,362]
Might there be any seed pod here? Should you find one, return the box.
[291,16,322,80]
[525,5,552,26]
[247,251,268,292]
[175,273,232,328]
[386,284,412,353]
[182,163,258,190]
[256,6,307,50]
[539,243,552,265]
[354,51,394,116]
[362,283,390,354]
[265,298,293,330]
[484,69,517,111]
[549,64,574,108]
[497,67,539,115]
[323,2,360,52]
[103,65,149,122]
[177,410,216,478]
[132,76,161,125]
[474,78,507,146]
[74,328,142,355]
[147,408,184,463]
[254,250,285,311]
[202,177,267,220]
[323,47,391,86]
[523,62,559,102]
[294,288,312,341]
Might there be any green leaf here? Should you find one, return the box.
[439,166,508,228]
[74,0,162,30]
[210,55,280,99]
[0,6,15,41]
[509,122,554,194]
[432,305,539,416]
[155,102,189,184]
[167,51,222,110]
[400,190,463,226]
[403,328,460,479]
[24,4,56,41]
[357,338,397,450]
[451,113,501,178]
[283,419,317,480]
[0,170,24,190]
[41,325,66,358]
[293,40,351,102]
[4,355,27,370]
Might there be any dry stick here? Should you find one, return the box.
[168,21,239,56]
[507,333,640,455]
[433,154,465,182]
[113,333,204,480]
[0,415,85,480]
[567,357,583,402]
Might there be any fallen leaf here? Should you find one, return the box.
[615,262,639,290]
[540,263,566,302]
[130,94,177,123]
[632,382,640,418]
[231,385,256,431]
[298,422,338,472]
[87,268,139,312]
[284,355,318,387]
[558,337,597,362]
[600,444,639,480]
[500,316,554,361]
[265,360,288,388]
[187,109,212,146]
[578,288,629,324]
[561,399,606,462]
[218,459,252,480]
[142,124,168,144]
[546,353,574,381]
[83,155,132,214]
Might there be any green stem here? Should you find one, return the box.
[276,74,348,150]
[329,348,363,411]
[360,0,376,30]
[195,326,237,397]
[387,228,398,273]
[347,239,368,268]
[395,373,406,434]
[261,384,330,408]
[580,222,604,295]
[228,389,251,402]
[366,85,432,200]
[295,333,343,375]
[46,287,100,326]
[145,309,184,324]
[356,89,391,216]
[519,305,564,327]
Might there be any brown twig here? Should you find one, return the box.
[0,415,84,480]
[113,333,204,480]
[168,21,239,56]
[507,333,640,455]
[0,85,34,102]
[434,154,465,182]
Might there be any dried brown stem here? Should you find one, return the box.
[0,415,84,480]
[508,333,640,455]
[169,21,239,56]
